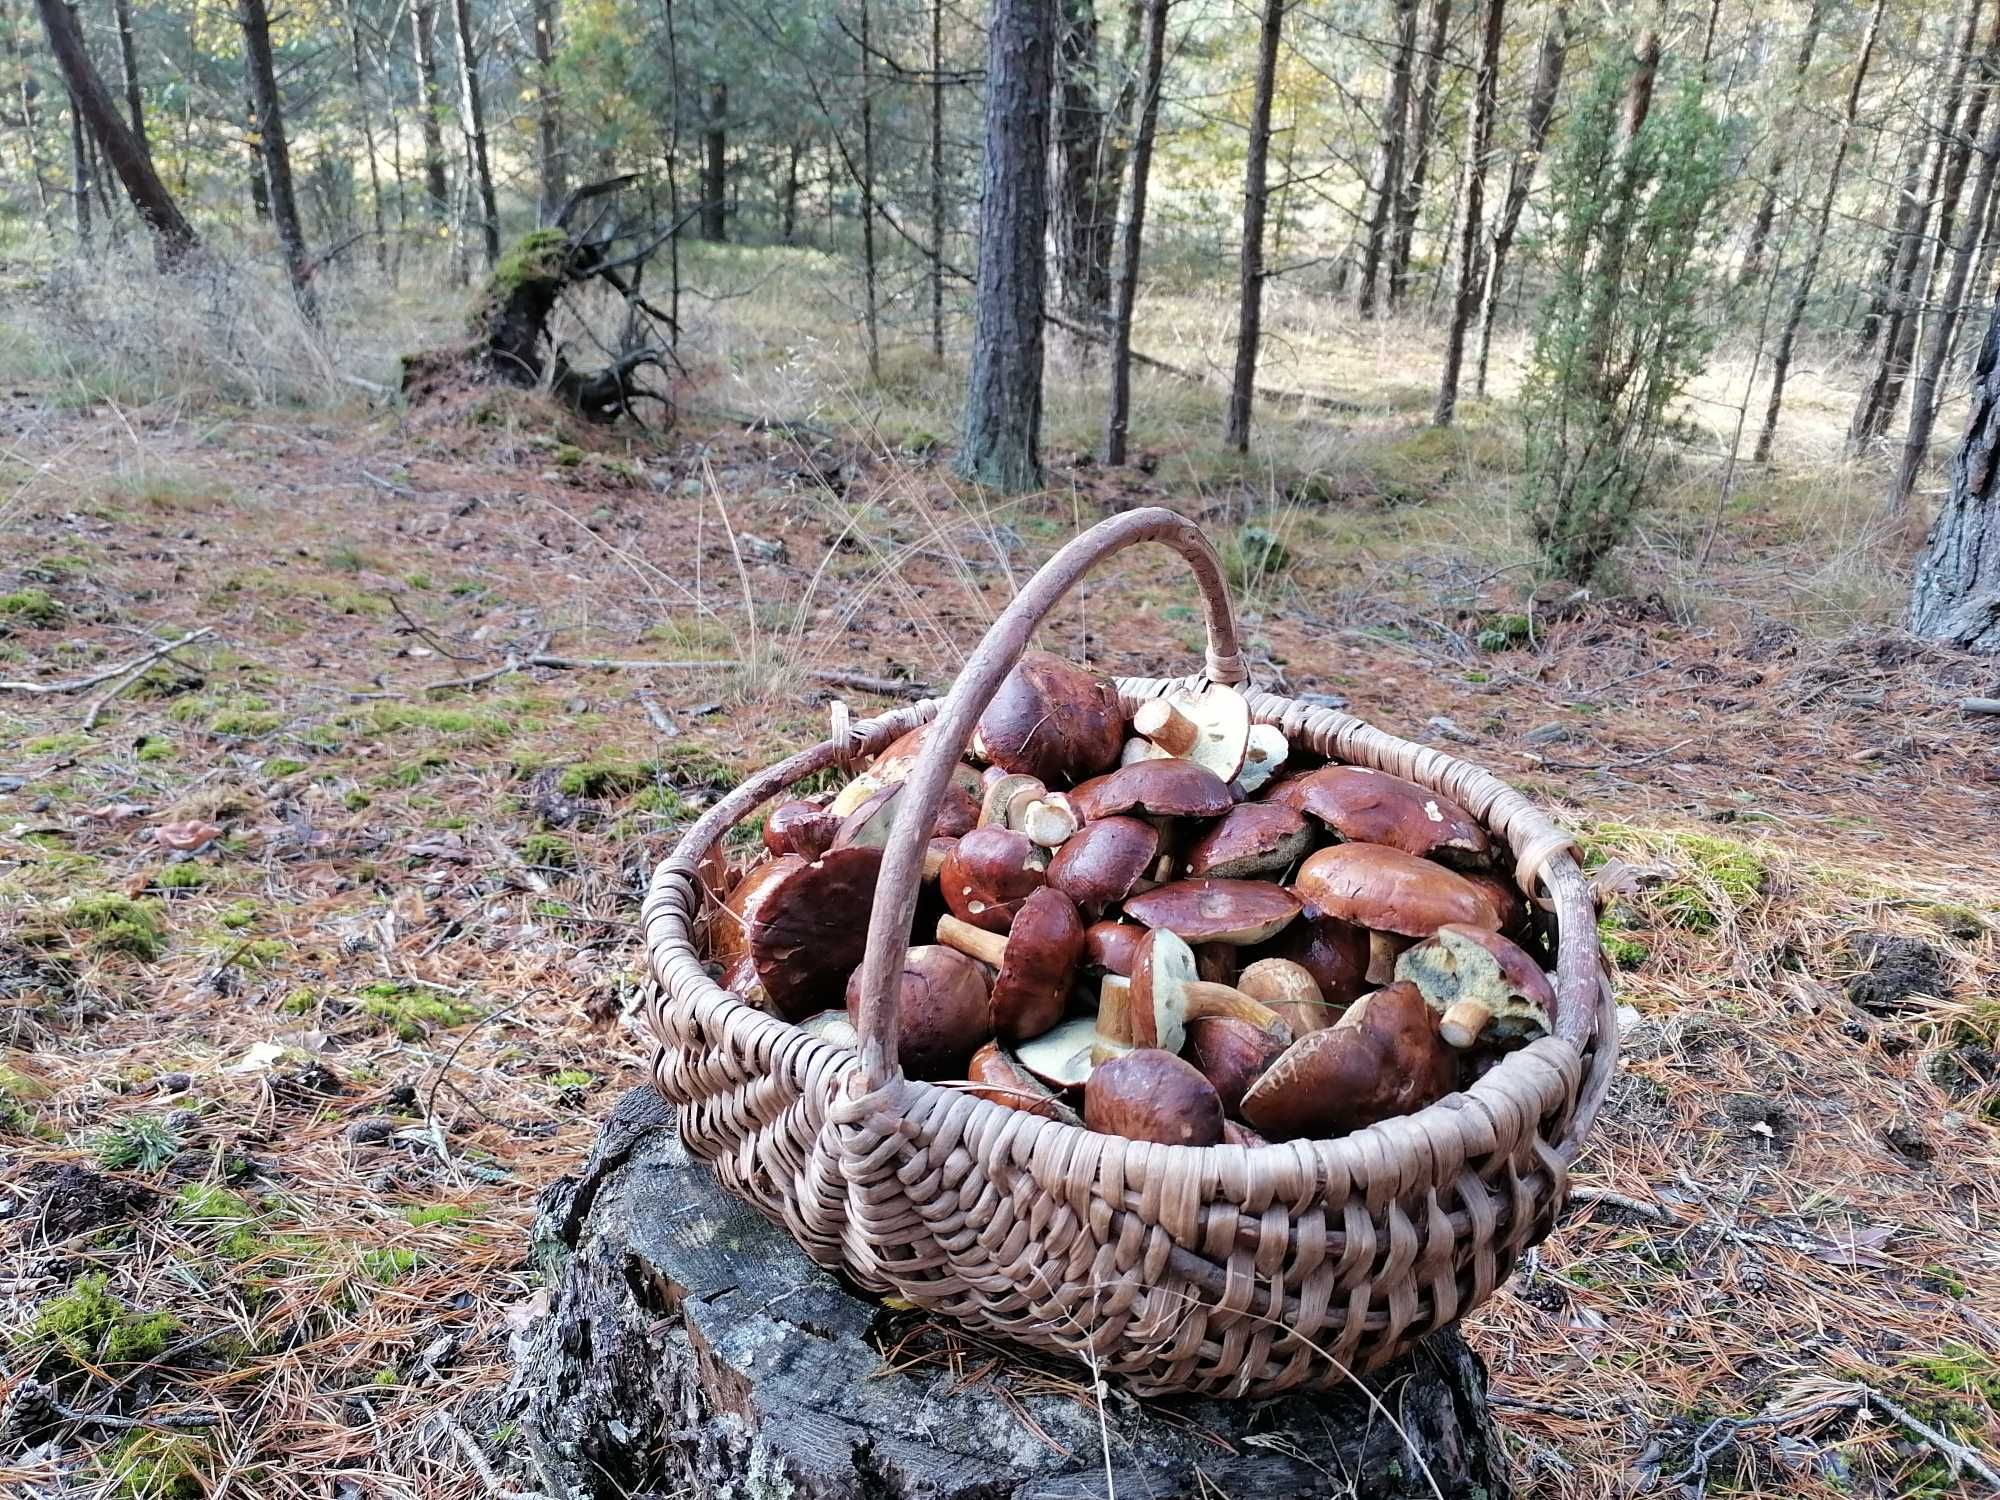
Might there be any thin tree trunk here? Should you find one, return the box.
[67,80,90,246]
[238,0,317,321]
[1893,48,2000,509]
[1851,0,1984,451]
[929,0,945,359]
[1756,0,1887,464]
[33,0,196,262]
[344,0,387,271]
[246,95,268,218]
[1105,0,1169,464]
[956,0,1054,490]
[1047,0,1123,340]
[0,0,56,233]
[1431,0,1505,427]
[1387,0,1450,309]
[1355,0,1417,320]
[110,0,142,147]
[783,139,803,243]
[449,0,499,265]
[411,0,449,224]
[1223,0,1284,452]
[1474,1,1566,398]
[532,0,564,219]
[701,80,725,239]
[1909,295,2000,650]
[858,0,879,379]
[1738,0,1822,286]
[1857,135,1926,358]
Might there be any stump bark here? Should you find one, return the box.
[517,1089,1512,1500]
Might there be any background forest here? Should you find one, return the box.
[2,0,1999,1497]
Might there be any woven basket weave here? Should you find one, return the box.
[640,508,1614,1398]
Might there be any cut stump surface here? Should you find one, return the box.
[518,1088,1513,1499]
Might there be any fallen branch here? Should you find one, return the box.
[1669,1382,2000,1493]
[1044,312,1364,416]
[437,1408,556,1500]
[526,654,930,699]
[0,626,213,696]
[1,1376,219,1440]
[1961,697,2000,715]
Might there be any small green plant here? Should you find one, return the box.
[0,587,64,626]
[401,1203,469,1228]
[153,862,210,892]
[136,739,175,763]
[263,757,308,778]
[92,1115,182,1173]
[558,755,653,798]
[110,1430,212,1499]
[548,1069,593,1091]
[27,1272,183,1366]
[518,832,574,869]
[357,981,479,1039]
[1223,524,1291,590]
[173,1183,263,1259]
[326,543,371,572]
[65,893,168,960]
[360,1246,419,1283]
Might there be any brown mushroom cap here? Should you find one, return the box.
[940,826,1048,933]
[1293,844,1500,939]
[1394,923,1556,1042]
[1067,759,1237,822]
[748,846,884,1019]
[1183,803,1313,879]
[1236,957,1336,1036]
[719,952,769,1010]
[975,652,1125,786]
[988,886,1085,1041]
[764,800,841,860]
[1244,909,1371,1011]
[965,1041,1083,1123]
[1123,878,1302,946]
[868,722,937,784]
[1239,981,1455,1139]
[1046,816,1160,914]
[710,854,806,968]
[844,945,993,1079]
[1084,1049,1225,1146]
[1265,766,1491,867]
[1185,1015,1286,1115]
[1083,920,1144,976]
[1462,869,1530,935]
[1222,1119,1271,1149]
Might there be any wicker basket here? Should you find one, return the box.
[640,508,1615,1398]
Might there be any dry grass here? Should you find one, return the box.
[0,245,1996,1497]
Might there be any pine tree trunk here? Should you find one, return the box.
[33,0,196,262]
[1738,0,1823,286]
[783,139,802,243]
[956,0,1054,491]
[929,0,946,358]
[238,0,317,321]
[1474,1,1566,398]
[858,2,880,379]
[700,80,725,240]
[1047,0,1123,341]
[246,96,268,218]
[1850,2,1983,452]
[110,0,142,148]
[0,0,56,233]
[344,0,388,272]
[1355,0,1418,320]
[1105,0,1168,464]
[532,0,565,220]
[1910,295,2000,651]
[1223,0,1284,452]
[1431,0,1505,428]
[449,0,499,265]
[1893,57,2000,509]
[1387,0,1450,309]
[66,79,89,246]
[1757,0,1887,464]
[411,0,450,224]
[1856,136,1927,358]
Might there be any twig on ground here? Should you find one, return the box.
[388,594,484,661]
[1961,697,2000,715]
[525,653,931,698]
[1,626,214,696]
[437,1409,555,1500]
[486,832,553,895]
[1564,1186,1676,1223]
[1668,1383,2000,1493]
[2,1376,221,1437]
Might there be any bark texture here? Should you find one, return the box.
[238,0,317,321]
[411,0,450,222]
[1224,0,1284,452]
[701,80,726,240]
[32,0,195,262]
[1047,0,1122,336]
[957,0,1054,491]
[111,0,143,148]
[1474,0,1566,398]
[1355,0,1418,320]
[1104,0,1169,464]
[1910,297,2000,651]
[532,0,565,219]
[450,0,500,265]
[1432,0,1505,427]
[513,1089,1514,1500]
[1388,0,1451,308]
[1738,0,1823,287]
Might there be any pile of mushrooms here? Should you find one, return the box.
[701,653,1558,1148]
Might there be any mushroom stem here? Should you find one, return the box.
[1185,979,1289,1037]
[1133,698,1200,756]
[1018,797,1078,848]
[1439,999,1491,1049]
[936,913,1009,968]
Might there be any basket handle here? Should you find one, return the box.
[852,507,1246,1088]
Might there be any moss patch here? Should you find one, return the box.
[360,1246,419,1283]
[357,980,480,1040]
[173,1183,263,1260]
[62,893,168,960]
[0,587,64,626]
[26,1272,184,1367]
[365,702,511,745]
[111,1431,212,1499]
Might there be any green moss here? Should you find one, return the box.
[518,832,574,869]
[111,1431,211,1499]
[325,543,371,573]
[173,1184,264,1260]
[382,751,450,787]
[1221,524,1291,589]
[659,741,740,791]
[555,443,585,468]
[365,702,510,745]
[343,789,371,811]
[630,785,690,820]
[27,731,87,755]
[490,227,571,293]
[1476,613,1534,652]
[0,587,64,626]
[357,981,480,1040]
[548,1069,593,1090]
[558,754,652,798]
[92,1115,182,1172]
[1598,921,1650,969]
[153,862,210,892]
[136,739,175,763]
[1589,823,1767,933]
[263,757,308,778]
[210,707,282,736]
[360,1246,419,1283]
[279,986,318,1016]
[65,892,167,960]
[1908,1342,2000,1405]
[401,1203,469,1228]
[27,1273,183,1367]
[218,902,258,930]
[373,1366,399,1386]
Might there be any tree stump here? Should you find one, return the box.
[518,1089,1512,1500]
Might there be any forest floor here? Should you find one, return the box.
[1,248,1998,1499]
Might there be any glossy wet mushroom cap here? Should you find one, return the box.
[965,1041,1083,1124]
[1083,920,1145,976]
[975,652,1125,786]
[1184,1015,1286,1115]
[1239,981,1456,1139]
[1182,803,1313,879]
[1123,878,1302,946]
[1394,922,1555,1047]
[1293,843,1501,939]
[1084,1049,1225,1146]
[709,854,806,969]
[764,799,841,860]
[1265,766,1491,867]
[1245,908,1371,1009]
[1067,758,1238,822]
[1046,816,1160,915]
[937,886,1084,1042]
[1235,957,1335,1035]
[939,826,1049,933]
[747,846,884,1019]
[1463,869,1530,935]
[845,944,993,1079]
